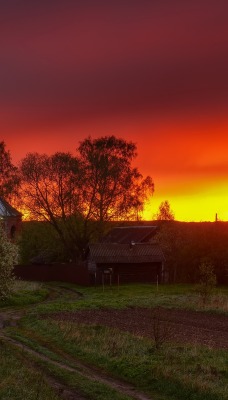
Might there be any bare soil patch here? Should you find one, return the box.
[50,307,228,349]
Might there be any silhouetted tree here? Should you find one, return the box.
[19,152,85,259]
[19,136,154,258]
[156,221,228,284]
[0,141,19,201]
[156,200,175,221]
[78,136,154,228]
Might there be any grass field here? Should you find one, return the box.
[0,282,227,400]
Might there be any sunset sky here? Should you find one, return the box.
[1,1,228,221]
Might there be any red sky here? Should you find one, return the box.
[1,1,228,221]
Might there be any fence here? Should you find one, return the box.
[14,262,90,286]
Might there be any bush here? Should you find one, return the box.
[0,223,19,300]
[196,260,217,304]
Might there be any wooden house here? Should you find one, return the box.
[102,225,158,244]
[88,226,165,285]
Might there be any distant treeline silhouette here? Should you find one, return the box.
[156,220,228,285]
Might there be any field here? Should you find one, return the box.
[0,282,227,400]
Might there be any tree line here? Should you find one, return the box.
[2,137,227,285]
[156,221,228,285]
[0,136,154,260]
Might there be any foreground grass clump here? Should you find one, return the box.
[0,340,61,400]
[0,281,48,308]
[9,316,228,400]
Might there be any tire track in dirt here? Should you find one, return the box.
[0,333,154,400]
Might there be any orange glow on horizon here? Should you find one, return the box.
[143,191,228,222]
[5,111,228,224]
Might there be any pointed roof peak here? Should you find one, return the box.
[0,197,22,217]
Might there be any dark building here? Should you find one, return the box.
[0,197,22,239]
[88,226,165,285]
[102,225,158,244]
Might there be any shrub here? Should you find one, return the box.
[196,260,217,304]
[151,307,174,350]
[0,223,19,300]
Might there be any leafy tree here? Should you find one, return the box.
[156,200,175,221]
[78,136,154,227]
[19,136,154,258]
[20,152,81,220]
[0,141,19,200]
[155,221,228,285]
[19,221,68,264]
[0,223,19,300]
[19,152,85,259]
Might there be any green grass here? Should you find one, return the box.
[2,281,228,400]
[27,357,133,400]
[0,337,133,400]
[7,316,228,400]
[2,280,227,313]
[0,339,61,400]
[0,281,48,308]
[31,283,228,315]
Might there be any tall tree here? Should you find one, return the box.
[0,141,19,200]
[78,136,154,225]
[19,152,85,259]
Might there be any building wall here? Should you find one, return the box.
[14,261,164,286]
[93,262,163,285]
[3,215,22,239]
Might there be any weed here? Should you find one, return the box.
[151,307,174,350]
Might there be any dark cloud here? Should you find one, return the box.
[0,0,228,123]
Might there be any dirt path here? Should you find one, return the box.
[0,310,24,328]
[1,285,227,400]
[0,287,154,399]
[50,307,228,349]
[0,332,153,400]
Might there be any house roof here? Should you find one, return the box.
[89,242,164,264]
[102,226,157,244]
[0,197,22,218]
